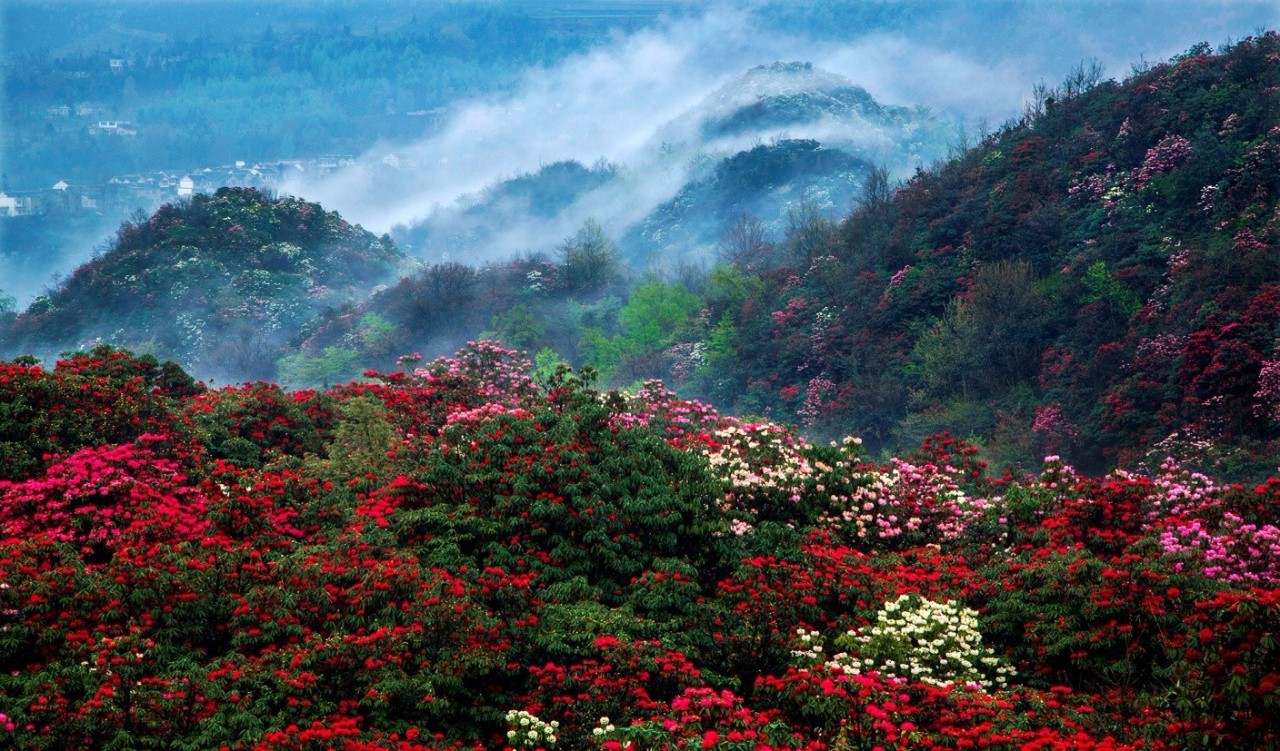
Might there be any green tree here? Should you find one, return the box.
[486,303,546,351]
[617,280,700,354]
[326,396,397,478]
[558,218,624,296]
[357,312,399,358]
[578,327,622,383]
[1081,261,1140,319]
[912,260,1050,401]
[279,346,360,388]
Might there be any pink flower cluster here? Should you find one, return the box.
[833,458,987,545]
[770,297,814,327]
[414,340,538,402]
[797,376,835,427]
[611,381,727,445]
[1160,515,1280,585]
[1253,360,1280,423]
[1131,135,1193,189]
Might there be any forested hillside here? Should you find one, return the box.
[686,35,1279,477]
[2,188,405,381]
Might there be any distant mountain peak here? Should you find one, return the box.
[650,60,938,155]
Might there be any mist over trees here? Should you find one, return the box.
[3,5,1280,750]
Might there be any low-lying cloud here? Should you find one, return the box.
[286,1,1277,258]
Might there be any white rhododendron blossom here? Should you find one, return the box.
[805,594,1015,691]
[505,710,558,748]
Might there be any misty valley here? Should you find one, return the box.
[1,2,1279,749]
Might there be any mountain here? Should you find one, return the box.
[391,159,620,261]
[621,137,872,264]
[659,60,951,167]
[390,61,955,268]
[698,61,890,136]
[1,187,405,381]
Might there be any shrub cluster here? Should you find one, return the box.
[0,342,1276,750]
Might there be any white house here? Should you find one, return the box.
[177,176,195,197]
[0,192,34,217]
[91,120,136,136]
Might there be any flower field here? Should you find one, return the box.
[1,342,1277,749]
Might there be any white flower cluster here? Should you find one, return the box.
[790,627,825,661]
[828,594,1015,691]
[701,423,814,507]
[591,716,618,737]
[504,709,558,748]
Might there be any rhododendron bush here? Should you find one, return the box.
[1,343,1277,750]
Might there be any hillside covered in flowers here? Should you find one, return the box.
[1,36,1276,481]
[1,342,1277,750]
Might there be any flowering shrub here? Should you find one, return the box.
[0,341,1276,750]
[590,687,817,751]
[0,346,194,481]
[1159,514,1280,585]
[0,439,207,561]
[701,422,815,524]
[823,456,988,549]
[813,594,1015,691]
[505,710,558,748]
[1130,135,1194,189]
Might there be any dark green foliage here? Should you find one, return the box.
[0,345,197,481]
[393,374,732,599]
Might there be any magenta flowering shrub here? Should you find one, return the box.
[0,439,207,561]
[1129,134,1194,189]
[412,340,540,406]
[1148,462,1280,586]
[610,380,728,447]
[1160,514,1280,585]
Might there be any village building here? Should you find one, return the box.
[0,191,37,217]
